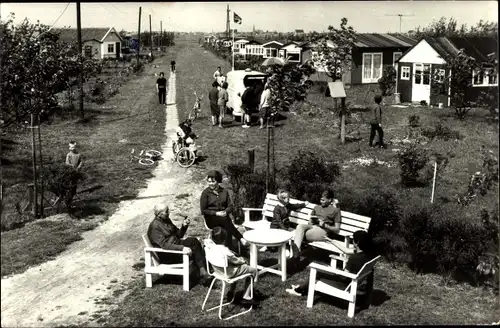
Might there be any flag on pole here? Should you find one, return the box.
[233,12,242,24]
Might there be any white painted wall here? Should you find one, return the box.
[398,40,447,65]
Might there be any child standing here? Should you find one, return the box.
[369,95,385,148]
[204,226,258,307]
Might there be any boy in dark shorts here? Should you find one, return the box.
[156,72,168,105]
[369,95,385,148]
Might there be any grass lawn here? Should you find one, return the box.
[1,49,177,277]
[98,36,498,326]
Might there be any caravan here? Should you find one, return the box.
[226,69,268,121]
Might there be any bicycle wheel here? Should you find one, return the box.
[172,141,181,155]
[139,158,155,166]
[176,148,196,168]
[145,149,162,159]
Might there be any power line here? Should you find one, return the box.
[49,3,70,29]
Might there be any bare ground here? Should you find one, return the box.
[1,58,206,327]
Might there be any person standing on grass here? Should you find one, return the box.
[217,82,229,129]
[291,189,340,258]
[213,66,222,81]
[204,226,259,308]
[156,72,168,105]
[209,81,220,126]
[258,82,271,129]
[170,60,176,73]
[240,83,254,128]
[147,204,211,286]
[286,230,377,312]
[369,94,385,148]
[65,141,83,207]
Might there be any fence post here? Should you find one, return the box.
[248,149,255,173]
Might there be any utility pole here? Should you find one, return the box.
[385,13,414,33]
[76,1,84,120]
[149,14,153,60]
[30,114,38,218]
[226,4,230,38]
[160,20,163,50]
[137,6,141,66]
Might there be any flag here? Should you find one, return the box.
[233,12,242,24]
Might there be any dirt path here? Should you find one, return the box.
[1,57,205,327]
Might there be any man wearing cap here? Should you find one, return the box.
[147,203,211,285]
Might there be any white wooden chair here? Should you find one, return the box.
[306,255,381,318]
[142,234,192,291]
[201,239,255,320]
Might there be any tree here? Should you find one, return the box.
[434,49,497,119]
[266,61,316,119]
[0,14,102,127]
[407,17,498,39]
[315,18,357,144]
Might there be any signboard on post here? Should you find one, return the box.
[327,81,346,98]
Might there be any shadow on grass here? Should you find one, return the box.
[116,193,175,201]
[70,202,106,219]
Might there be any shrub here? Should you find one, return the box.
[398,142,429,186]
[408,114,421,128]
[378,66,396,96]
[282,151,341,200]
[400,203,489,280]
[38,163,85,207]
[422,122,461,141]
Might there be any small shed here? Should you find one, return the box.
[396,36,498,106]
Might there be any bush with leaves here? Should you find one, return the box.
[378,66,396,96]
[39,163,85,207]
[422,122,461,141]
[400,203,494,284]
[398,142,429,186]
[280,151,341,202]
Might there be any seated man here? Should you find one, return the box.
[286,230,377,310]
[291,189,340,258]
[176,119,198,155]
[147,203,211,285]
[204,226,258,307]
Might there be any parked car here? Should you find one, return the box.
[226,68,268,121]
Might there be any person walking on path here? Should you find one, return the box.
[209,81,220,126]
[156,72,168,105]
[217,82,229,129]
[171,60,176,73]
[369,95,385,148]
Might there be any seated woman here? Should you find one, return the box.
[200,170,248,252]
[291,189,340,258]
[286,230,377,311]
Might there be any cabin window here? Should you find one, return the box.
[401,66,410,80]
[473,68,498,86]
[434,69,446,83]
[107,43,114,53]
[84,45,92,58]
[362,52,383,83]
[393,52,402,68]
[288,53,300,62]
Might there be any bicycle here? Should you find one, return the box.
[130,148,162,166]
[172,136,199,168]
[188,91,203,120]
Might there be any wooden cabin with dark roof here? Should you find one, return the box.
[53,27,123,59]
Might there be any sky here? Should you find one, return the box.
[0,1,497,34]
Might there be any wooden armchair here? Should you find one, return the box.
[142,234,192,291]
[306,255,381,318]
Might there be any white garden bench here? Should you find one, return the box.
[142,234,192,291]
[242,193,372,268]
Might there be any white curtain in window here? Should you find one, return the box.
[373,54,382,80]
[363,54,372,80]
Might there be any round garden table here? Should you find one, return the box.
[243,228,293,282]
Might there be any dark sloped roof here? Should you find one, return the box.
[52,27,111,43]
[424,36,497,62]
[354,33,417,48]
[447,36,497,61]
